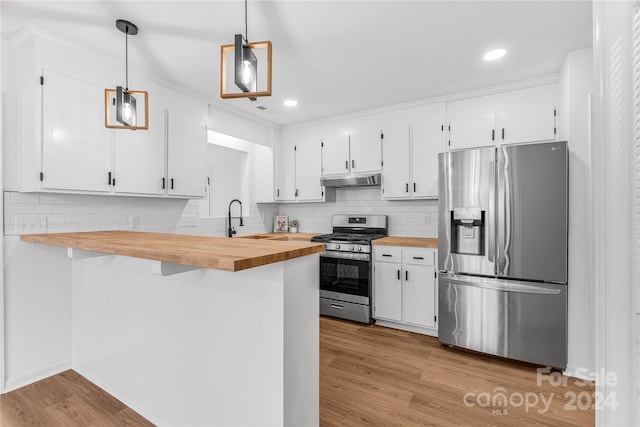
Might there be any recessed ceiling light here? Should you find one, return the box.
[283,99,298,107]
[484,48,507,61]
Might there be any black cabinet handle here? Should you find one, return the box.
[277,189,280,197]
[295,189,299,197]
[352,159,355,169]
[162,177,166,189]
[108,172,112,186]
[345,160,349,170]
[405,271,408,281]
[492,129,495,141]
[382,254,392,257]
[112,177,115,186]
[397,270,400,280]
[413,256,424,260]
[405,183,409,193]
[413,182,416,192]
[502,128,505,140]
[170,178,174,190]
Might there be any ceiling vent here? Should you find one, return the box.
[256,105,277,114]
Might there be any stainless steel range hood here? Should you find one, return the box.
[320,173,381,188]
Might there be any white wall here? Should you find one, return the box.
[559,48,595,377]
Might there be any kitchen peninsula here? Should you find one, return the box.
[20,231,325,426]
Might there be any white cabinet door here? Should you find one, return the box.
[498,85,557,144]
[321,132,350,176]
[350,127,382,174]
[411,103,444,198]
[381,125,411,199]
[447,96,496,151]
[114,96,166,195]
[403,265,436,328]
[41,70,112,192]
[275,139,296,201]
[373,261,402,322]
[167,95,206,197]
[295,139,324,201]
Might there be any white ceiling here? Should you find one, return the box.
[1,1,593,127]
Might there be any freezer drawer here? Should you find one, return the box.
[438,274,567,368]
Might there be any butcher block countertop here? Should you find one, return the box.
[238,232,324,241]
[20,231,326,272]
[372,237,439,248]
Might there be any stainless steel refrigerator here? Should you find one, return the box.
[438,141,568,369]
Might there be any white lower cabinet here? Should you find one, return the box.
[373,246,438,336]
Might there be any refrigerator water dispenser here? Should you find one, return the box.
[451,208,484,255]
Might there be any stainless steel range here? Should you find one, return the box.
[311,214,388,324]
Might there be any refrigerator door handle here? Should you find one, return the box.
[441,273,562,295]
[487,160,496,263]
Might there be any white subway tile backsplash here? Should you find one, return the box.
[278,187,438,238]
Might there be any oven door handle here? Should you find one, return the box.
[320,252,370,261]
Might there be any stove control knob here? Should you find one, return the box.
[356,246,362,252]
[335,244,341,250]
[350,245,355,251]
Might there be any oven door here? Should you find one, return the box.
[319,251,371,305]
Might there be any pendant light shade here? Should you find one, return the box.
[105,19,148,130]
[220,0,272,100]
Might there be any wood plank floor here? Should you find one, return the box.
[0,370,153,426]
[320,317,594,427]
[0,317,594,426]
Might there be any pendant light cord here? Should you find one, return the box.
[245,0,248,42]
[125,26,129,90]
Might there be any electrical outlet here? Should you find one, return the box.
[129,215,139,228]
[179,215,196,227]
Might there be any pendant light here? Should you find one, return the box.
[220,0,272,100]
[116,19,138,126]
[104,19,148,130]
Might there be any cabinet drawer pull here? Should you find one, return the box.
[413,182,416,192]
[406,271,409,281]
[171,178,174,190]
[330,304,344,310]
[345,160,349,170]
[352,159,355,169]
[397,270,401,280]
[412,256,424,260]
[162,177,166,189]
[502,128,505,140]
[405,183,409,193]
[382,254,393,257]
[108,172,112,186]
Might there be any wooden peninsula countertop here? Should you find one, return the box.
[372,236,439,248]
[20,231,326,272]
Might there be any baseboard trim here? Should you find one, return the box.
[374,319,438,337]
[3,360,72,393]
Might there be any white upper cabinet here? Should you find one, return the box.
[447,97,497,150]
[411,103,445,198]
[381,103,444,200]
[277,128,329,203]
[167,91,207,198]
[41,70,112,192]
[321,126,382,177]
[349,127,382,174]
[275,139,296,201]
[295,139,324,201]
[447,84,558,150]
[497,85,558,144]
[113,82,166,196]
[321,132,350,176]
[381,125,411,198]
